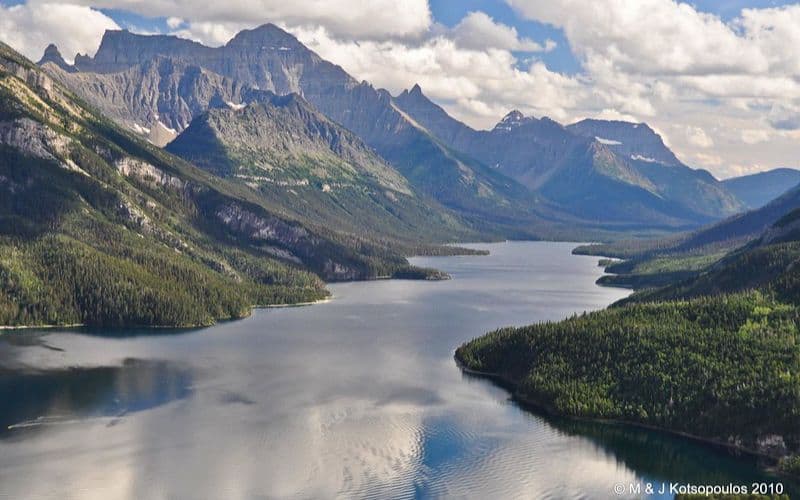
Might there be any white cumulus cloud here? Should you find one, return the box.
[451,11,554,52]
[0,0,120,63]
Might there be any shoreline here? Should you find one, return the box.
[0,297,334,332]
[262,297,333,308]
[454,357,788,465]
[0,323,85,331]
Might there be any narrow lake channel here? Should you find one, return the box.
[0,241,793,499]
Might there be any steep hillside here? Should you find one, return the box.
[578,182,800,261]
[0,42,433,328]
[619,211,800,305]
[165,91,474,242]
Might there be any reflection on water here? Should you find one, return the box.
[0,242,793,499]
[0,358,192,437]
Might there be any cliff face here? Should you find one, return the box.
[46,56,248,133]
[567,119,681,166]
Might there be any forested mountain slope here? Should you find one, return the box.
[0,42,433,328]
[457,210,800,467]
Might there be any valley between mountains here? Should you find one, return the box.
[3,18,800,490]
[0,24,798,330]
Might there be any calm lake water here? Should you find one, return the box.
[0,241,794,499]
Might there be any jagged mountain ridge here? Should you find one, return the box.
[0,41,443,327]
[46,26,595,239]
[42,24,743,234]
[44,56,248,137]
[394,84,744,226]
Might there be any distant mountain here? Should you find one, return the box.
[578,181,800,262]
[673,184,800,253]
[42,25,744,235]
[0,41,439,328]
[619,209,800,306]
[395,84,743,227]
[41,26,603,239]
[166,91,473,242]
[566,119,680,166]
[44,54,248,138]
[722,168,800,209]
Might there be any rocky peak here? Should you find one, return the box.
[396,83,428,104]
[225,23,302,49]
[493,110,527,132]
[37,44,75,73]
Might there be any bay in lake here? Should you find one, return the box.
[0,242,792,499]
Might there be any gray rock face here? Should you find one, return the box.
[47,56,248,133]
[567,119,681,166]
[74,26,355,97]
[37,44,75,73]
[394,85,745,224]
[74,31,213,74]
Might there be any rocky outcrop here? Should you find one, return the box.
[37,44,75,73]
[0,118,85,175]
[47,56,248,134]
[114,157,185,191]
[216,203,310,245]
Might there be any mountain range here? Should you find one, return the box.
[0,23,797,327]
[0,41,451,327]
[40,24,764,235]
